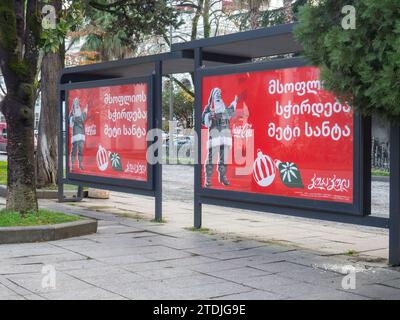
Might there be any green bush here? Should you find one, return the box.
[294,0,400,120]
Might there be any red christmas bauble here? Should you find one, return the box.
[96,145,109,171]
[253,149,276,187]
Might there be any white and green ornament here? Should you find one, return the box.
[110,152,123,172]
[275,160,304,188]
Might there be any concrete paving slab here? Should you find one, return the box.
[302,290,369,300]
[348,284,400,300]
[0,167,397,300]
[236,274,301,291]
[4,272,96,295]
[41,287,124,300]
[213,289,287,300]
[201,267,271,282]
[135,267,198,281]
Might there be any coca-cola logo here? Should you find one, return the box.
[232,123,253,138]
[85,124,96,136]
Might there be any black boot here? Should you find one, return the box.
[218,165,230,186]
[205,164,214,187]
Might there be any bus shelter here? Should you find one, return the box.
[59,23,400,265]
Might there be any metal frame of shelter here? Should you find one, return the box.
[63,76,155,191]
[58,23,400,265]
[58,47,249,221]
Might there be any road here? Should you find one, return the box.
[163,165,389,217]
[0,151,390,216]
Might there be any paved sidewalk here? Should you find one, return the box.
[0,165,397,300]
[0,204,399,300]
[54,165,390,262]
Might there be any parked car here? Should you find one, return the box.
[174,136,191,149]
[0,123,38,153]
[34,130,38,153]
[173,136,194,158]
[0,122,7,152]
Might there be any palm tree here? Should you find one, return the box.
[236,0,271,29]
[80,12,136,62]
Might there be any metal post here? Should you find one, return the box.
[168,75,174,165]
[168,23,174,165]
[77,185,84,198]
[194,47,203,229]
[389,123,400,266]
[169,77,173,121]
[57,88,64,202]
[361,116,372,215]
[154,61,163,221]
[169,24,174,123]
[57,88,84,203]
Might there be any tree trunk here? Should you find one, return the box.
[36,50,63,188]
[283,0,294,23]
[191,0,204,40]
[0,0,40,214]
[249,7,260,29]
[189,0,205,84]
[203,0,211,38]
[248,0,263,29]
[2,95,38,213]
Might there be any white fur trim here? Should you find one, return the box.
[72,134,85,143]
[207,136,232,148]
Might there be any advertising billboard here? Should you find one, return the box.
[200,65,357,206]
[65,77,153,189]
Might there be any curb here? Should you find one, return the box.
[0,185,86,199]
[372,175,389,182]
[0,219,98,244]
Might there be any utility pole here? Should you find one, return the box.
[168,3,175,163]
[169,23,174,123]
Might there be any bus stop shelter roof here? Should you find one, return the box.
[171,23,302,59]
[60,23,302,84]
[60,50,222,84]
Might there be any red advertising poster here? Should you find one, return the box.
[201,66,354,204]
[67,82,148,182]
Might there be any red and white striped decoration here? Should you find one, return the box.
[96,145,109,172]
[253,149,276,187]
